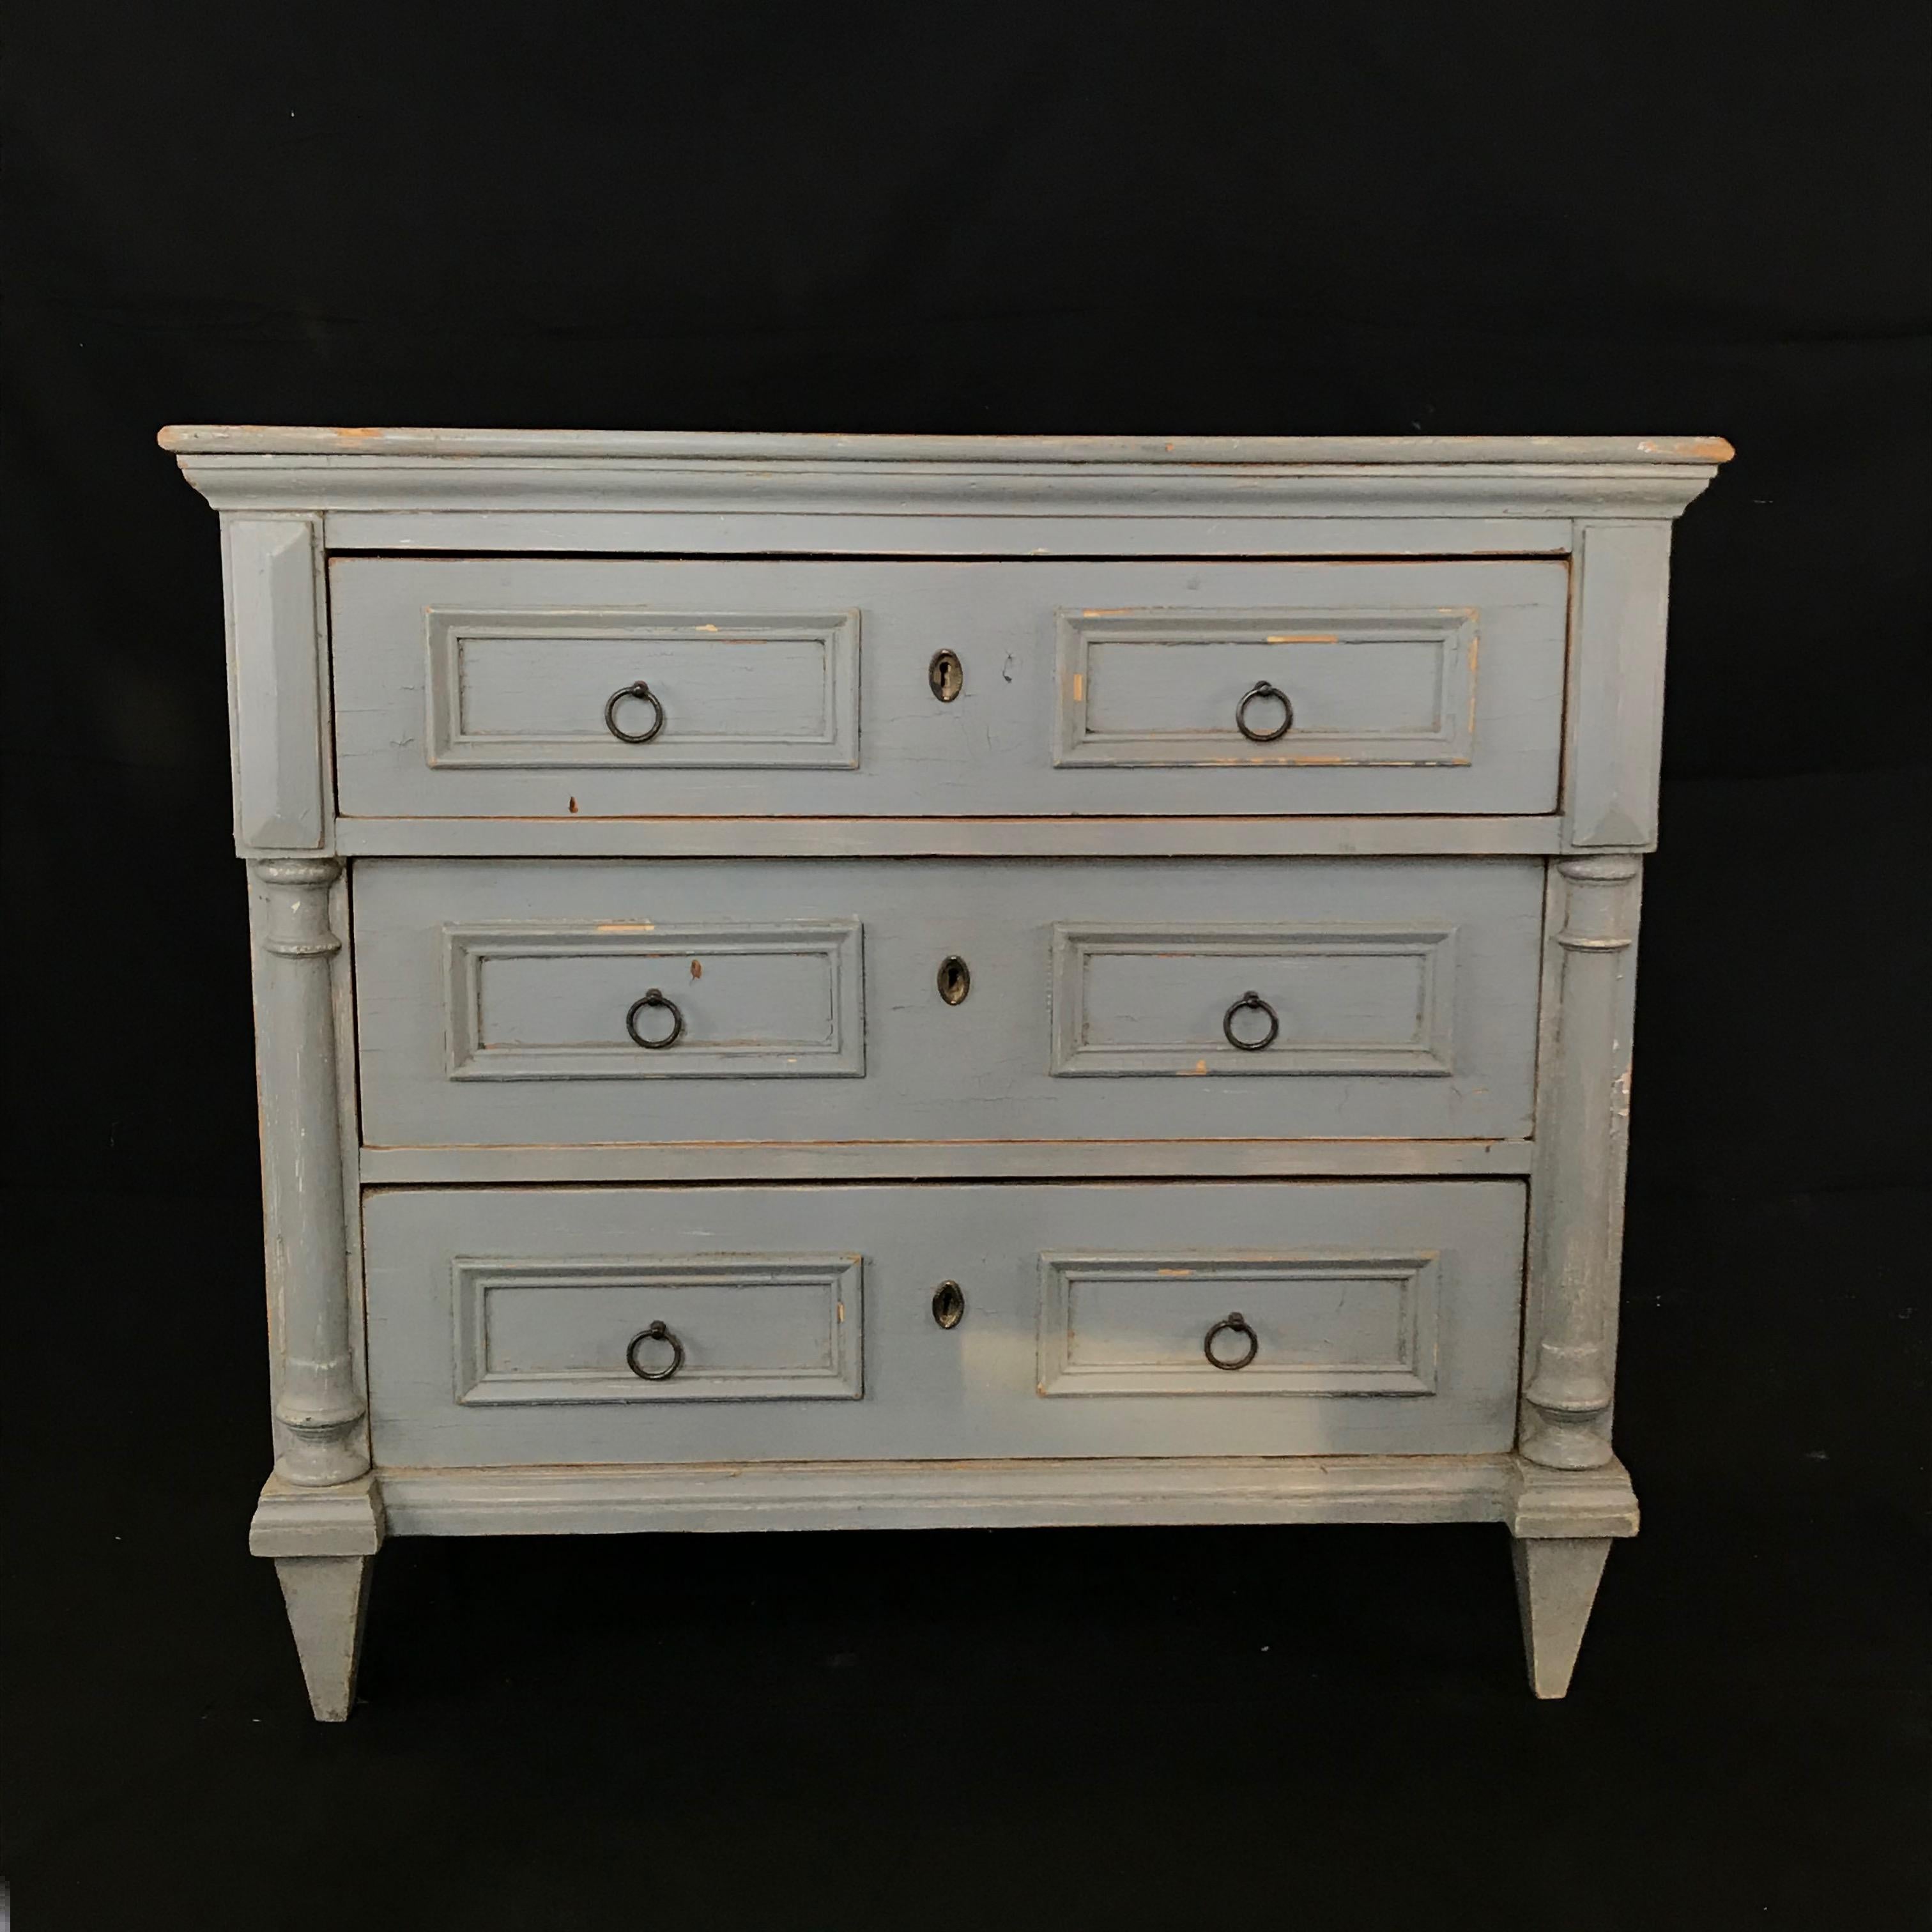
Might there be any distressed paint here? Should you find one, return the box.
[330,557,1567,819]
[251,857,367,1487]
[167,428,1723,1715]
[332,815,1571,859]
[376,1452,1641,1537]
[352,859,1544,1147]
[362,1182,1526,1466]
[1521,857,1643,1469]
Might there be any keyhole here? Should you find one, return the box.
[928,650,964,702]
[931,1280,966,1329]
[937,955,970,1005]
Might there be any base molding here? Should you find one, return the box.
[1507,1457,1637,1538]
[375,1452,1638,1540]
[250,1472,387,1558]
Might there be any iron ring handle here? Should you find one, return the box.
[604,680,666,744]
[1235,680,1294,742]
[625,1320,686,1381]
[1203,1311,1259,1372]
[625,988,685,1050]
[1223,990,1280,1052]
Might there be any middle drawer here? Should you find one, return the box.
[354,858,1543,1146]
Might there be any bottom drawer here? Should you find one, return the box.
[364,1181,1525,1466]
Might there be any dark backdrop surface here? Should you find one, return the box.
[4,6,1926,1928]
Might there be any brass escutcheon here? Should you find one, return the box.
[937,955,971,1005]
[928,649,964,702]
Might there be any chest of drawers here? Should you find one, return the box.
[165,428,1728,1716]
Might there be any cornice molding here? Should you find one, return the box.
[161,428,1731,521]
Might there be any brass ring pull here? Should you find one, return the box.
[625,1320,686,1381]
[1223,990,1280,1052]
[604,680,666,744]
[625,988,685,1049]
[1204,1311,1259,1372]
[1235,680,1293,742]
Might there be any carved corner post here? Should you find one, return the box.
[252,856,366,1486]
[217,516,383,1718]
[1523,854,1642,1469]
[246,852,385,1719]
[1513,852,1644,1695]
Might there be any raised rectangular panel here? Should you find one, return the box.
[1038,1252,1438,1397]
[1055,609,1474,767]
[362,1181,1526,1466]
[441,919,864,1080]
[330,558,1566,816]
[452,1255,863,1404]
[424,608,859,770]
[353,859,1542,1146]
[1050,922,1455,1078]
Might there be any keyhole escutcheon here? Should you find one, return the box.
[937,955,971,1006]
[929,650,964,702]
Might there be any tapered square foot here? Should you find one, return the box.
[1510,1535,1612,1698]
[274,1554,374,1721]
[250,1471,385,1719]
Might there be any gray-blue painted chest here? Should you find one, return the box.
[164,428,1729,1714]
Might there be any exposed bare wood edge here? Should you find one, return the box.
[328,815,1568,859]
[321,512,1581,557]
[374,1452,1637,1537]
[175,459,1722,520]
[250,1473,387,1558]
[160,427,1733,464]
[356,1139,1538,1185]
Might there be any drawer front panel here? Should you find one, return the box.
[353,858,1543,1146]
[1038,1250,1439,1397]
[364,1181,1525,1466]
[443,917,863,1081]
[1050,921,1455,1078]
[1055,608,1475,769]
[454,1254,862,1404]
[423,608,859,770]
[331,558,1566,817]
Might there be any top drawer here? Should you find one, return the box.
[330,558,1567,818]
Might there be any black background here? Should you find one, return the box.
[4,6,1927,1927]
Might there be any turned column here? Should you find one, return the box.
[1521,854,1642,1470]
[252,856,367,1486]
